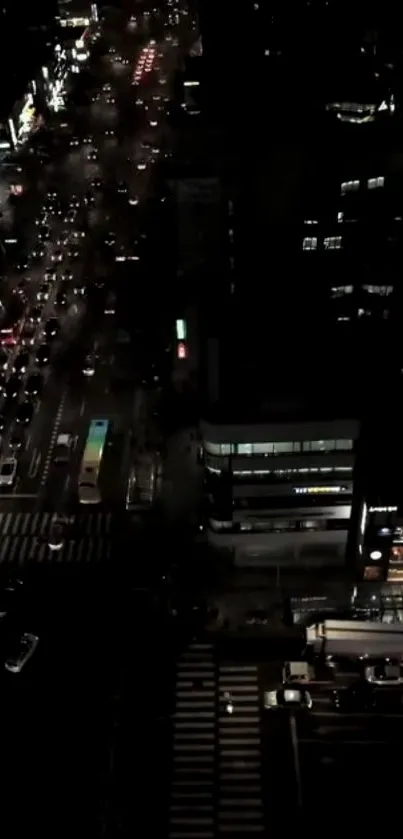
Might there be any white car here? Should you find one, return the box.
[264,687,312,710]
[5,632,39,673]
[0,457,17,487]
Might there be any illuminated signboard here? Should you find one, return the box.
[177,342,187,360]
[176,319,186,341]
[294,486,347,495]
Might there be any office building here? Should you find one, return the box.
[201,382,359,568]
[56,0,97,27]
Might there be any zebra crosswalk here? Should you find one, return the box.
[0,511,113,538]
[169,642,265,839]
[0,512,113,566]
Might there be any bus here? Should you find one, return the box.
[78,419,109,504]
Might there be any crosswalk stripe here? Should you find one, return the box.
[3,513,12,535]
[169,643,265,837]
[0,535,9,563]
[0,514,114,565]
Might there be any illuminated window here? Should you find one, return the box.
[362,284,393,296]
[237,444,253,455]
[302,237,317,251]
[324,236,342,250]
[331,286,353,297]
[337,212,344,223]
[367,176,384,189]
[341,180,359,195]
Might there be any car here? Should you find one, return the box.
[263,687,313,710]
[69,196,80,210]
[365,661,403,685]
[83,353,95,376]
[14,278,28,297]
[24,373,42,398]
[12,352,29,375]
[83,135,93,145]
[245,610,269,626]
[56,233,69,247]
[36,343,51,366]
[53,433,72,464]
[67,248,80,260]
[0,580,22,620]
[36,284,50,302]
[4,632,39,673]
[61,270,73,282]
[31,246,45,260]
[117,182,127,194]
[0,349,9,370]
[48,518,66,551]
[9,433,23,451]
[29,306,42,325]
[5,375,22,400]
[0,457,17,487]
[21,322,36,347]
[129,196,139,206]
[38,225,51,241]
[16,257,28,273]
[44,267,57,281]
[15,402,34,426]
[44,318,59,339]
[105,232,116,246]
[51,250,63,263]
[64,211,76,224]
[87,150,98,161]
[56,289,68,307]
[84,192,95,206]
[104,292,116,314]
[69,137,80,147]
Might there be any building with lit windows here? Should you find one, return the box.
[201,397,360,568]
[56,0,98,28]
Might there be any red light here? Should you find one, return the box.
[177,342,187,359]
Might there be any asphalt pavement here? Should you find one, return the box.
[0,2,191,551]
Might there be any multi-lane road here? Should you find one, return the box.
[0,4,192,557]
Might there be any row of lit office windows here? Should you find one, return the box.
[204,439,354,456]
[209,518,350,534]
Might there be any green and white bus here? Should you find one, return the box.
[78,419,109,504]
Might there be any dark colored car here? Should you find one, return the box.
[36,344,51,366]
[12,352,29,375]
[24,374,42,399]
[5,375,22,400]
[15,402,34,426]
[56,290,68,307]
[9,434,23,451]
[44,318,59,340]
